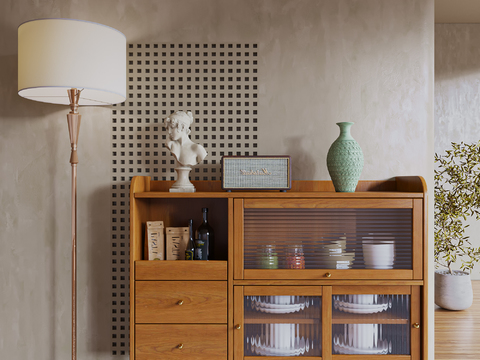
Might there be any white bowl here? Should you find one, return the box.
[346,294,376,304]
[362,242,394,268]
[249,324,310,356]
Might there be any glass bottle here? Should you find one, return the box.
[196,207,214,260]
[185,219,195,260]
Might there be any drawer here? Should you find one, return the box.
[135,281,227,323]
[135,260,227,280]
[136,324,227,360]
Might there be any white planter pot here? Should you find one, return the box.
[435,270,473,310]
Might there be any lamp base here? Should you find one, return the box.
[169,167,196,192]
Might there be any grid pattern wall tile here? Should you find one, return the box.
[109,43,259,356]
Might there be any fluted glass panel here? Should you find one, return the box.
[332,294,410,355]
[244,208,412,269]
[244,296,322,356]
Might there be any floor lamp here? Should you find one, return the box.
[17,19,126,360]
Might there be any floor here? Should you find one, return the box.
[435,280,480,359]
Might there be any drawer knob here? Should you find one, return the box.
[413,322,420,329]
[235,324,242,330]
[325,272,332,278]
[177,343,184,349]
[176,300,184,306]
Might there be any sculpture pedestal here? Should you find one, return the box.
[169,166,196,193]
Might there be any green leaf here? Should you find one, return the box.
[435,141,480,272]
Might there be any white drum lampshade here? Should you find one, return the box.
[18,18,126,105]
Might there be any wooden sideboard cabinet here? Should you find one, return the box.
[130,176,428,360]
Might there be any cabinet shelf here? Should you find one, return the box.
[332,310,409,325]
[134,190,424,199]
[244,318,321,325]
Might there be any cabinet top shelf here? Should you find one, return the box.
[130,176,427,199]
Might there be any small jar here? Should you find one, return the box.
[286,244,305,269]
[257,244,278,269]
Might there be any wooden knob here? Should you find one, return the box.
[177,343,184,349]
[235,324,242,330]
[177,300,184,305]
[413,323,420,329]
[325,272,332,278]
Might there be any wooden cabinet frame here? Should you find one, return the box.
[234,286,323,359]
[233,285,421,360]
[234,198,422,281]
[130,176,428,360]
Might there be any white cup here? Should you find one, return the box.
[362,241,394,269]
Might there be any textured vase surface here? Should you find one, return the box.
[327,122,364,192]
[435,270,473,310]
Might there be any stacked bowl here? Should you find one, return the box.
[315,238,354,269]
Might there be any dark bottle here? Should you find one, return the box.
[185,219,195,260]
[196,208,214,260]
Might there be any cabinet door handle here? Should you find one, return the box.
[325,272,332,278]
[176,300,184,305]
[235,324,242,330]
[412,322,420,329]
[177,343,184,349]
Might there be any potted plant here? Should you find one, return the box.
[434,141,480,310]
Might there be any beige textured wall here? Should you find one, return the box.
[0,1,434,359]
[435,24,480,280]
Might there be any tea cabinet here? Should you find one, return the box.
[130,176,428,359]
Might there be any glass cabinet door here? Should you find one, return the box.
[234,286,322,358]
[330,286,421,358]
[234,198,422,280]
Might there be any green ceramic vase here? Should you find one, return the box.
[326,122,364,192]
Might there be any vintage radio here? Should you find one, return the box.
[221,155,291,191]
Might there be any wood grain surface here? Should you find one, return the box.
[435,280,480,359]
[135,324,227,359]
[135,281,227,324]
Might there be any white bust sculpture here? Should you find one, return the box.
[164,110,207,192]
[164,110,207,167]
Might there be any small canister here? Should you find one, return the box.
[257,244,278,269]
[286,244,305,269]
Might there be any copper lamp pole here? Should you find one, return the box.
[67,88,81,360]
